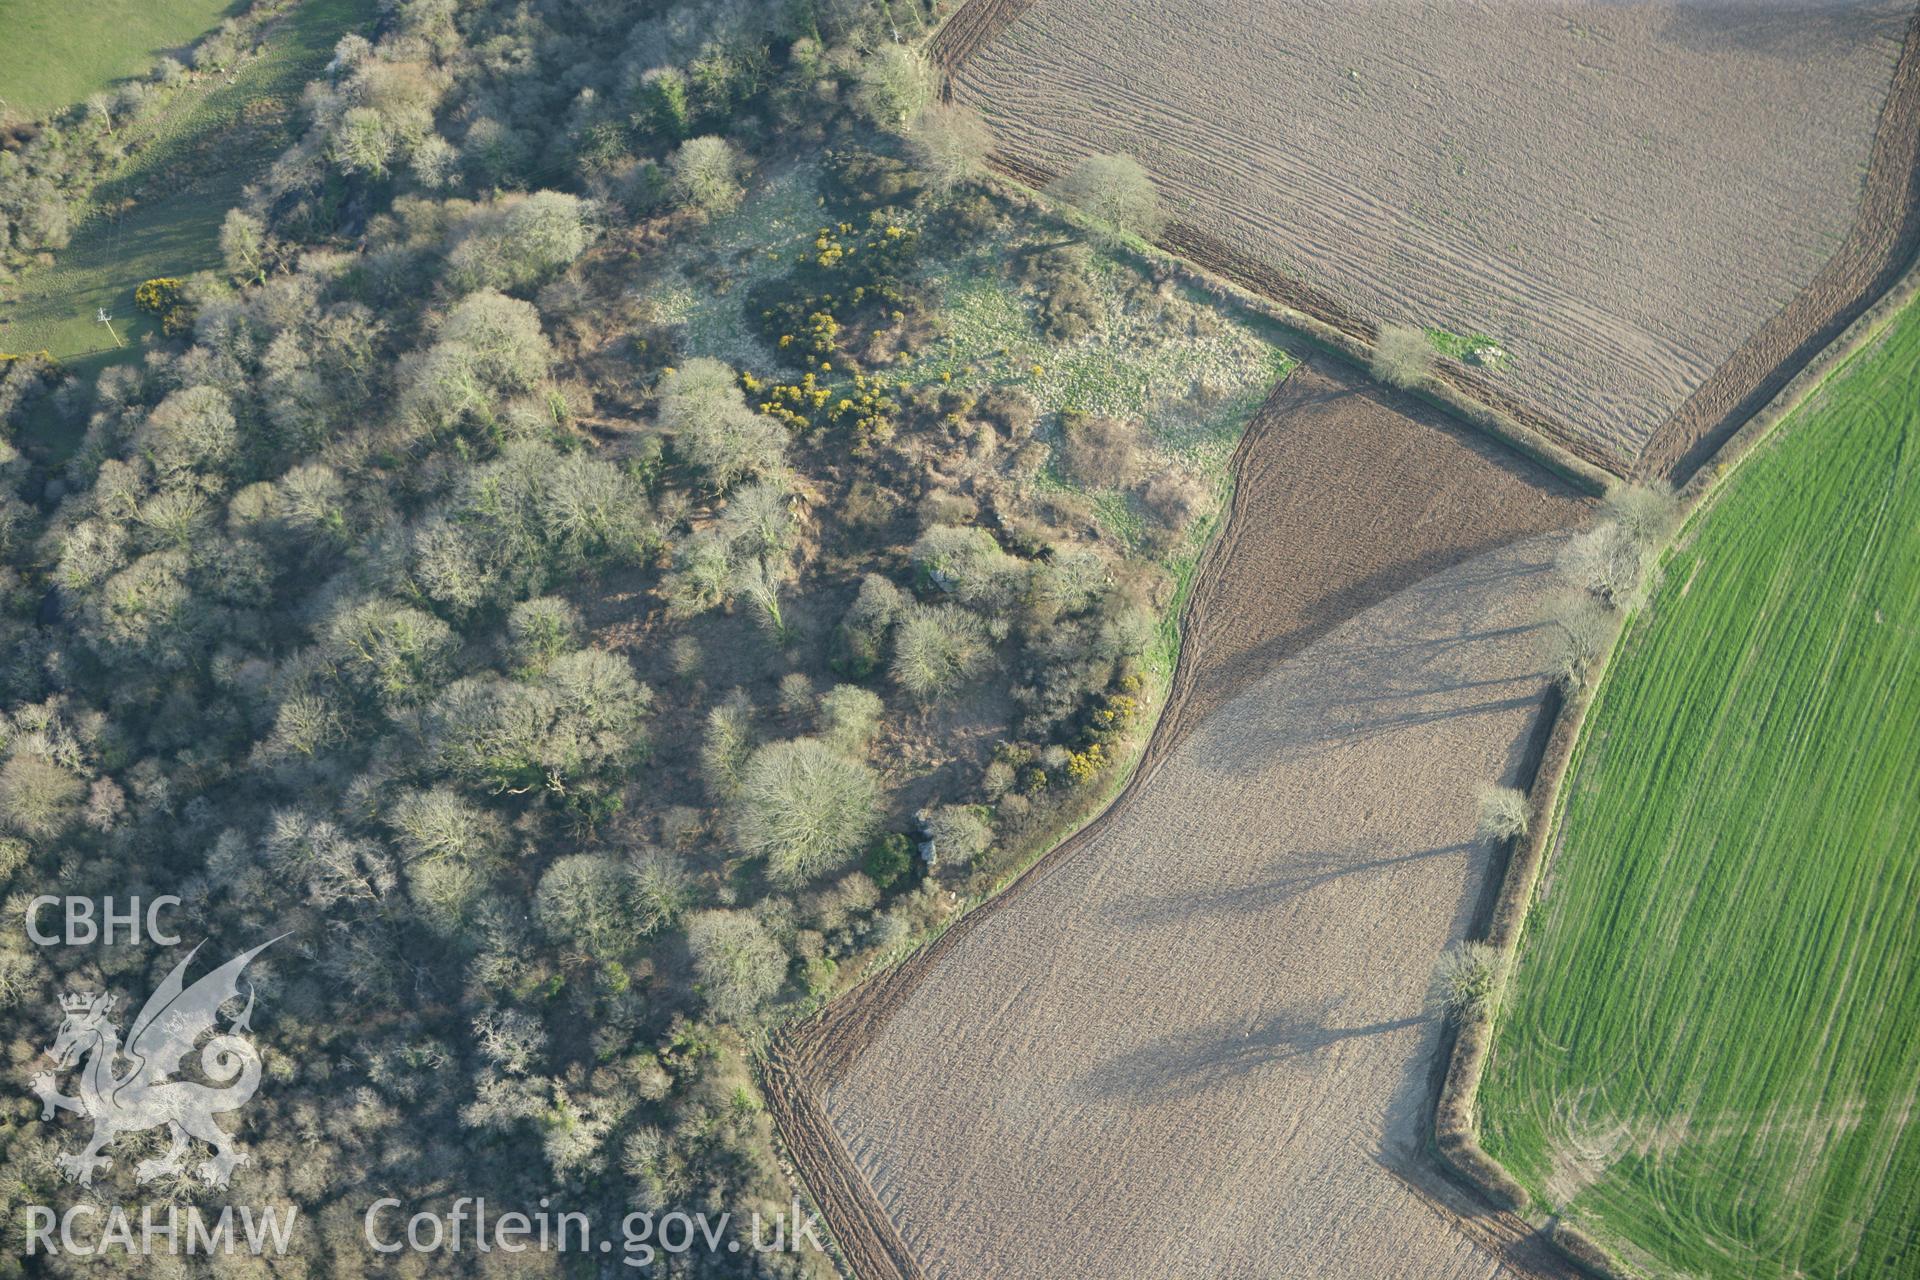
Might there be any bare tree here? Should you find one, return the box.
[1543,593,1613,690]
[668,136,744,215]
[908,103,993,191]
[1476,785,1530,843]
[892,604,990,702]
[1048,152,1164,246]
[1558,484,1678,611]
[854,46,935,130]
[733,737,881,884]
[1432,942,1506,1021]
[1371,324,1434,389]
[685,909,788,1020]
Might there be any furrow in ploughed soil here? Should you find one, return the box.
[1633,1,1920,484]
[948,0,1920,481]
[928,0,1038,77]
[768,361,1593,1278]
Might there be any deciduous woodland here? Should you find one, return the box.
[3,0,1917,1277]
[0,1,1290,1272]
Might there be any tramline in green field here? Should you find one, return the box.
[1479,301,1920,1277]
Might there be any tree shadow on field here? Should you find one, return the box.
[1190,638,1554,777]
[1181,541,1535,728]
[1078,1002,1427,1101]
[1183,544,1564,775]
[1108,840,1476,930]
[1654,0,1908,61]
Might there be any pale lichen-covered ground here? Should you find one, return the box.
[954,0,1912,468]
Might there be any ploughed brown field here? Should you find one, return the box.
[947,0,1920,476]
[768,364,1595,1279]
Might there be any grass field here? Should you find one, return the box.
[0,0,371,391]
[1480,303,1920,1278]
[0,0,243,118]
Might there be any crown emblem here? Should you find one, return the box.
[60,991,101,1014]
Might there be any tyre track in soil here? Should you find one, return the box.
[766,360,1593,1280]
[928,0,1037,78]
[1633,1,1920,486]
[988,152,1627,480]
[950,1,1920,489]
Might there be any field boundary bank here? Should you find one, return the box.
[934,0,1920,496]
[1634,3,1920,488]
[760,381,1289,1280]
[764,372,1584,1278]
[980,147,1615,496]
[1431,252,1920,1280]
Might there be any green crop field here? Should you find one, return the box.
[1479,302,1920,1277]
[1,0,241,119]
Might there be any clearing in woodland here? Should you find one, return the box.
[1478,301,1920,1279]
[768,361,1593,1279]
[948,0,1920,477]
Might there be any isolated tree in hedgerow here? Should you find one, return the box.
[1544,592,1612,690]
[1371,323,1435,389]
[668,136,744,216]
[908,104,993,192]
[733,737,881,885]
[1604,483,1682,548]
[1557,484,1680,611]
[1475,785,1530,843]
[1048,152,1164,246]
[1432,942,1507,1022]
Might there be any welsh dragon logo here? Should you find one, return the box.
[31,938,281,1189]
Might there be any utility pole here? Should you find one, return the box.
[96,308,123,348]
